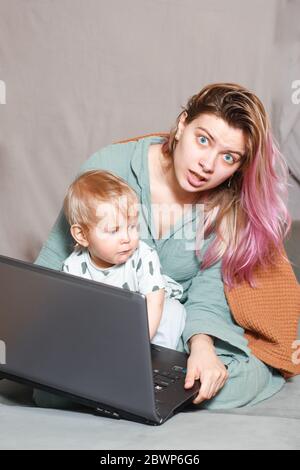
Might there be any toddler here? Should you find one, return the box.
[62,169,186,349]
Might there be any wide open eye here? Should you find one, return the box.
[198,135,209,145]
[223,154,235,165]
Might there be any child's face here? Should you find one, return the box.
[86,204,140,269]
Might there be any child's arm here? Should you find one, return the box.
[145,288,165,340]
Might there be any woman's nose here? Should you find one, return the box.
[199,151,217,173]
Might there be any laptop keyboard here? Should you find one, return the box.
[153,365,187,392]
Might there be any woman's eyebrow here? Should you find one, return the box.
[195,126,215,142]
[195,126,244,158]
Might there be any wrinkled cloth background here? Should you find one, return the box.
[0,0,300,450]
[0,0,299,262]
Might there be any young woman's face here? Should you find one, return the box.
[173,112,246,194]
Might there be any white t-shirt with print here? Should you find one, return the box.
[62,240,183,300]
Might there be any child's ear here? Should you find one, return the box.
[70,224,89,248]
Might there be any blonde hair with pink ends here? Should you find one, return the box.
[161,83,291,289]
[63,170,138,232]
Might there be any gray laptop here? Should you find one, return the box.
[0,255,199,425]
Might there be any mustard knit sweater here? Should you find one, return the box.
[225,249,300,378]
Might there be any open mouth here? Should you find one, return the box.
[190,170,207,181]
[187,170,208,187]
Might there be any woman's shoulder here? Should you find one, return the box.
[93,134,167,166]
[82,134,167,175]
[90,139,138,163]
[79,139,140,178]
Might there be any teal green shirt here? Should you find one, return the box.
[35,136,251,359]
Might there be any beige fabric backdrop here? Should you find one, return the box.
[0,0,299,262]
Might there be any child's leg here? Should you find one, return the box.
[151,296,186,350]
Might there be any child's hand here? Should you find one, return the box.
[145,289,165,340]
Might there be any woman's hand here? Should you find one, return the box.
[184,334,229,405]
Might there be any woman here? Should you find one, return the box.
[33,83,300,410]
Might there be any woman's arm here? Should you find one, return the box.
[181,255,250,404]
[34,208,74,270]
